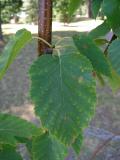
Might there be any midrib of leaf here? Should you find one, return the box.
[58,53,79,130]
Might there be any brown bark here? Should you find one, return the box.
[38,0,52,55]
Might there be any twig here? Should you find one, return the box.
[104,34,117,55]
[89,135,115,160]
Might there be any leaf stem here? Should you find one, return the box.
[33,36,53,48]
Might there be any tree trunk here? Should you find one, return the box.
[0,20,3,42]
[88,0,93,18]
[38,0,52,55]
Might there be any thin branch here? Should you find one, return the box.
[104,34,117,55]
[89,135,114,160]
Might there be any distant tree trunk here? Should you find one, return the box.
[0,18,3,41]
[0,2,4,42]
[88,0,93,18]
[38,0,52,55]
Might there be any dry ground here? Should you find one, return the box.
[2,19,102,34]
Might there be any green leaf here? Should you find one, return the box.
[30,53,96,145]
[0,114,37,145]
[92,0,103,18]
[94,38,108,46]
[102,0,120,31]
[73,33,111,77]
[0,29,32,80]
[108,39,120,75]
[72,134,83,154]
[69,0,83,16]
[109,70,120,92]
[89,20,110,39]
[0,144,22,160]
[32,132,67,160]
[107,39,120,91]
[96,73,105,86]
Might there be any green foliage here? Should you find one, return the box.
[72,134,83,154]
[0,0,23,23]
[89,20,110,39]
[107,39,120,91]
[108,39,120,75]
[29,53,96,146]
[94,38,108,46]
[25,0,38,23]
[68,0,84,16]
[73,33,111,77]
[0,144,22,160]
[102,0,120,32]
[0,114,38,145]
[0,29,32,80]
[108,70,120,92]
[53,0,85,22]
[92,0,103,18]
[53,0,70,23]
[32,132,67,160]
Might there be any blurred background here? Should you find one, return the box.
[0,0,120,160]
